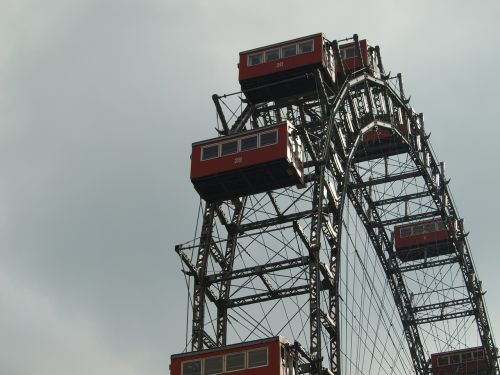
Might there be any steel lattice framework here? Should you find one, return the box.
[176,37,499,375]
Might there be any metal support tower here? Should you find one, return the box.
[176,37,499,375]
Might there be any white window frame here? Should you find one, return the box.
[413,224,425,236]
[259,130,278,148]
[400,227,412,238]
[281,44,298,58]
[201,144,220,161]
[265,48,281,62]
[462,352,473,363]
[220,140,239,157]
[437,356,449,366]
[423,222,436,234]
[204,355,224,375]
[248,53,264,66]
[225,352,246,373]
[182,359,203,375]
[247,38,315,68]
[297,39,314,54]
[240,135,259,152]
[344,47,357,59]
[247,347,269,369]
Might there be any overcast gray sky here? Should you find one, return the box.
[1,0,500,374]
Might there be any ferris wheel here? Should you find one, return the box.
[173,33,499,375]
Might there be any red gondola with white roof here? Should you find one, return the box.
[170,337,296,375]
[431,347,490,375]
[191,122,304,202]
[239,33,335,103]
[393,218,454,262]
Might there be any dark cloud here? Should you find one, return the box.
[1,0,499,374]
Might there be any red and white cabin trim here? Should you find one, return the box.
[191,122,304,202]
[431,347,489,375]
[393,218,454,261]
[170,337,295,375]
[238,33,335,103]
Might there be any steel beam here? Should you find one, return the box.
[396,256,459,273]
[349,170,421,189]
[373,210,442,227]
[409,310,475,325]
[206,256,309,284]
[412,298,470,313]
[373,191,431,207]
[225,284,310,308]
[237,209,315,233]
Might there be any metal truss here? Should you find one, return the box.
[177,72,343,375]
[176,40,499,375]
[332,73,499,375]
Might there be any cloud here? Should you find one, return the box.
[0,0,499,374]
[0,263,144,375]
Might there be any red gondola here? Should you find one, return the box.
[431,347,490,375]
[191,122,304,202]
[354,107,411,161]
[393,218,455,262]
[336,38,380,81]
[170,337,296,375]
[363,107,409,142]
[239,33,335,103]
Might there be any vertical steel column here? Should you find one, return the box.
[328,184,342,375]
[191,204,216,351]
[309,167,323,375]
[309,108,339,375]
[216,198,247,346]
